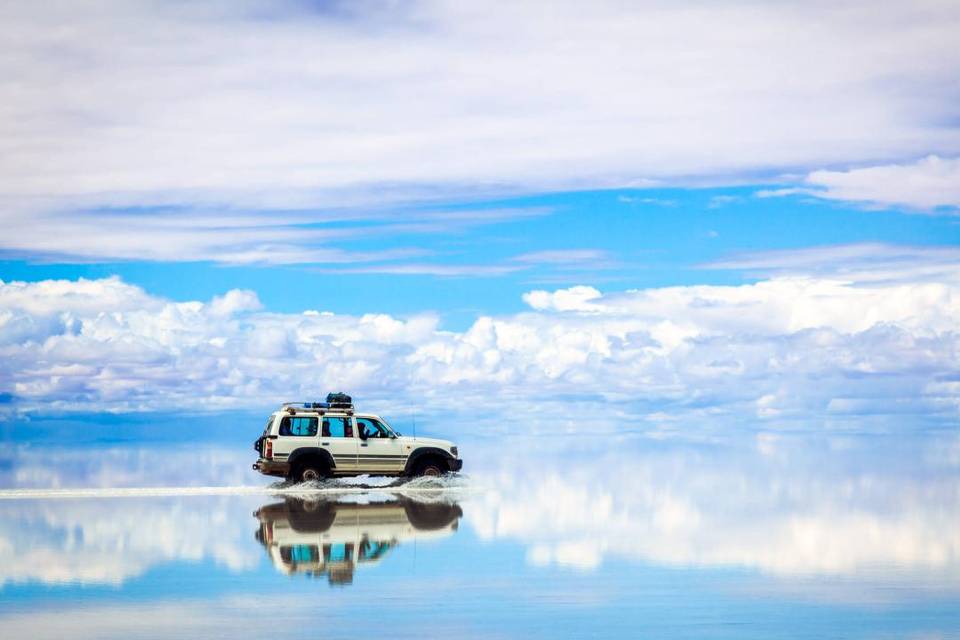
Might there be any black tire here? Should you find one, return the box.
[291,460,328,483]
[414,457,446,477]
[286,498,336,532]
[401,499,463,530]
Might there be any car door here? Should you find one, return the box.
[320,415,358,472]
[355,417,405,473]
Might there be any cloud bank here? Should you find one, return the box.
[1,256,957,426]
[0,1,959,262]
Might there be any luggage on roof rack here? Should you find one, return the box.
[280,393,353,413]
[326,392,353,409]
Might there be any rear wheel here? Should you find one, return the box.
[291,460,328,483]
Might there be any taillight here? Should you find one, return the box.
[265,439,273,459]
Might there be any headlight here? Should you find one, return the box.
[451,446,458,457]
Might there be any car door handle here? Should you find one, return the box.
[321,442,330,446]
[360,443,368,447]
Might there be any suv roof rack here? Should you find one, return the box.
[280,401,354,415]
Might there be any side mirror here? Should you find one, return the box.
[358,429,368,441]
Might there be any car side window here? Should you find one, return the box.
[281,544,319,564]
[357,418,387,438]
[322,417,353,438]
[279,416,318,437]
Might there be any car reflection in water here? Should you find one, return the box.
[254,496,462,586]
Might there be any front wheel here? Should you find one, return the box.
[414,458,446,477]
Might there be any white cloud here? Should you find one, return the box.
[0,205,541,265]
[512,250,609,265]
[0,1,959,261]
[522,285,604,312]
[319,250,616,279]
[1,259,958,424]
[618,196,678,207]
[509,249,620,277]
[707,195,743,208]
[756,156,960,211]
[806,156,960,210]
[705,242,960,282]
[754,187,811,199]
[312,262,525,277]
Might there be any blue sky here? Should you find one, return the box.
[0,0,958,426]
[3,187,957,328]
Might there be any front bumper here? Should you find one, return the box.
[446,458,463,473]
[253,459,290,478]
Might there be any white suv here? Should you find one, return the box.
[253,401,462,482]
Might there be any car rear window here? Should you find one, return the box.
[279,416,318,436]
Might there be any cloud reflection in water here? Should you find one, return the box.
[0,431,956,600]
[468,432,960,590]
[0,496,259,586]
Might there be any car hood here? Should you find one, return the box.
[398,436,454,452]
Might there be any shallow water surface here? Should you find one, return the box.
[0,431,958,639]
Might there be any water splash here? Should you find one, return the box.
[0,474,469,500]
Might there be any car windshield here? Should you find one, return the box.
[377,418,398,437]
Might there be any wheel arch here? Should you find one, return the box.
[288,447,336,472]
[403,447,453,475]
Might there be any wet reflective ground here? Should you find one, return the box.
[1,430,958,639]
